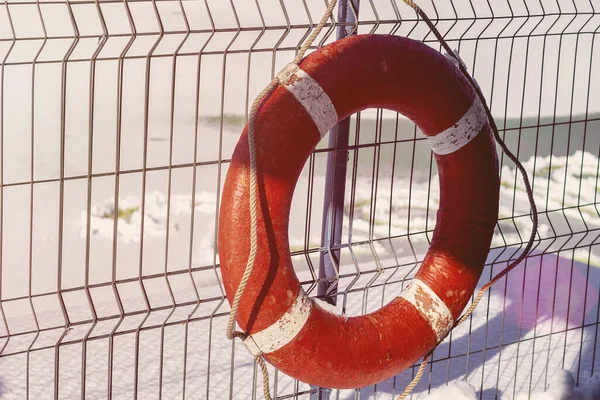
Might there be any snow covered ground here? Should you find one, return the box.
[2,133,600,399]
[3,251,600,400]
[427,370,600,400]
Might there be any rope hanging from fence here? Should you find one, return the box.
[394,1,539,398]
[224,1,339,399]
[224,0,538,398]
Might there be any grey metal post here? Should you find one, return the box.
[317,0,359,306]
[311,2,359,399]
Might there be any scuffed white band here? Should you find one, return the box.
[281,68,338,138]
[426,96,488,156]
[398,278,454,342]
[242,289,312,356]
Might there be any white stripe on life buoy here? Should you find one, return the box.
[242,289,312,356]
[398,278,454,342]
[281,68,338,138]
[426,96,487,156]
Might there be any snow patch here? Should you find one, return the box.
[512,370,600,400]
[340,151,600,257]
[423,372,600,400]
[424,381,477,399]
[313,297,345,317]
[84,191,216,243]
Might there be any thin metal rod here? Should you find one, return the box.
[317,0,360,306]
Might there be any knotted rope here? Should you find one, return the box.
[224,1,538,399]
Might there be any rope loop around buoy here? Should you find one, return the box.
[224,1,538,399]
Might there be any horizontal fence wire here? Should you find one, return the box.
[0,0,599,399]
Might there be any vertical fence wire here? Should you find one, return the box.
[0,0,599,399]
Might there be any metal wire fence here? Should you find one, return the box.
[0,0,599,398]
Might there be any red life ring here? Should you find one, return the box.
[218,34,499,389]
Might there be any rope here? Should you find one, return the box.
[395,1,539,398]
[256,355,272,400]
[225,0,538,398]
[225,1,338,398]
[396,356,429,400]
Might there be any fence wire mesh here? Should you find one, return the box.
[0,0,599,399]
